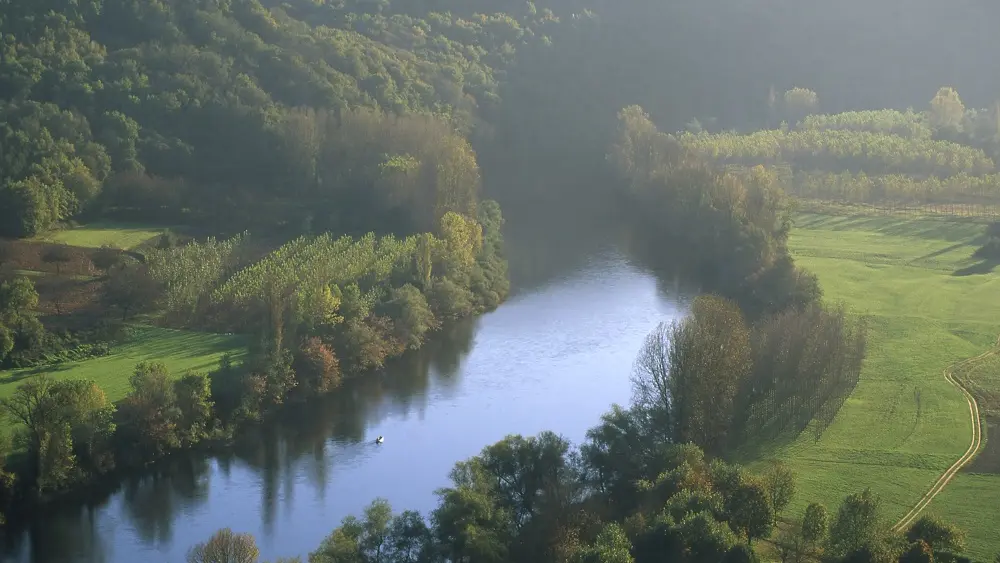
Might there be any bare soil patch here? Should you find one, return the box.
[1,239,128,277]
[0,239,119,330]
[964,416,1000,475]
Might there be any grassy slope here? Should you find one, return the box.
[0,326,247,403]
[774,213,1000,560]
[32,222,165,249]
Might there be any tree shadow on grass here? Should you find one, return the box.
[0,363,74,386]
[953,258,1000,277]
[912,241,972,263]
[795,213,986,242]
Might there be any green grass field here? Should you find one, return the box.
[769,213,1000,560]
[0,326,246,404]
[32,222,166,249]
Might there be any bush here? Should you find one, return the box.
[90,245,121,273]
[906,515,966,554]
[334,316,399,374]
[425,277,475,321]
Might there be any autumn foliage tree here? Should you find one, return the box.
[929,87,966,132]
[292,337,342,397]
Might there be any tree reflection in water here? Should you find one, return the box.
[0,312,479,563]
[220,315,479,544]
[121,456,212,547]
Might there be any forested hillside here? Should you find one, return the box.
[4,0,998,238]
[0,0,563,236]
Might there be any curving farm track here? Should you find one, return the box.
[891,335,1000,533]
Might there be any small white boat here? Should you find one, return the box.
[375,436,384,444]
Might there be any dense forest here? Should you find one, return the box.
[2,0,999,237]
[1,0,1000,559]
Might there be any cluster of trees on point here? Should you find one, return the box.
[605,101,869,451]
[632,296,867,455]
[0,202,508,521]
[607,105,821,320]
[180,398,974,563]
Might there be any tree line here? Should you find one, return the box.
[798,110,934,140]
[0,201,508,522]
[675,87,1000,209]
[679,129,994,178]
[607,105,821,320]
[769,169,1000,206]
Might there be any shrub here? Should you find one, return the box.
[292,337,342,396]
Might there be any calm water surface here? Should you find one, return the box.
[2,212,686,563]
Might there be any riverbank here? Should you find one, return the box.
[764,212,1000,560]
[0,247,683,563]
[0,202,511,530]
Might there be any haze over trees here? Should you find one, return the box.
[1,0,999,558]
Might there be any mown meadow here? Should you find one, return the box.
[768,212,1000,559]
[0,326,246,403]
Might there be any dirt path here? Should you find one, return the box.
[891,335,1000,533]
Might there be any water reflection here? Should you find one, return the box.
[1,317,480,563]
[6,506,108,563]
[222,319,480,543]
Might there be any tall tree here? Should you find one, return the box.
[762,462,795,516]
[572,523,634,563]
[828,489,883,558]
[632,296,751,455]
[929,87,966,131]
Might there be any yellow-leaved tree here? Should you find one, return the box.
[436,211,483,278]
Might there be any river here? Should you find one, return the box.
[0,207,687,563]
